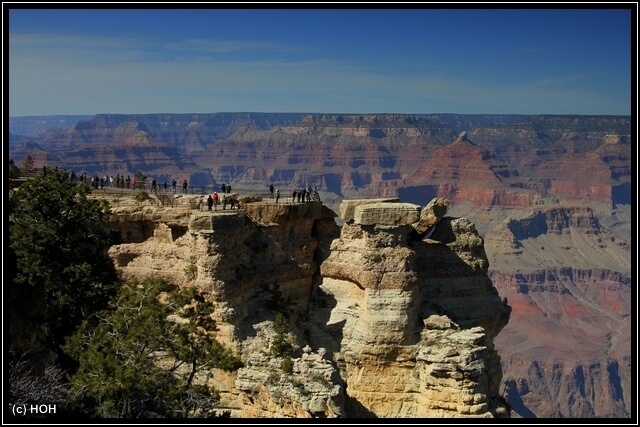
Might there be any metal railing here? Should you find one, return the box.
[10,169,323,205]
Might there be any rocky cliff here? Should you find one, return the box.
[482,205,631,418]
[10,112,631,418]
[103,192,511,418]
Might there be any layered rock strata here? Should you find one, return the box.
[106,194,511,418]
[482,206,631,418]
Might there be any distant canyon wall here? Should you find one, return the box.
[9,113,630,213]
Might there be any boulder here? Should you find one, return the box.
[354,202,421,226]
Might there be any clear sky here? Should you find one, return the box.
[6,5,635,117]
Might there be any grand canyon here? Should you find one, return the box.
[8,112,631,418]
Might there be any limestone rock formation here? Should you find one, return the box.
[313,215,510,417]
[412,197,450,237]
[103,192,511,418]
[339,198,400,222]
[234,339,345,418]
[353,202,421,226]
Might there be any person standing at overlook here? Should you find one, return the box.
[182,179,188,194]
[212,192,219,211]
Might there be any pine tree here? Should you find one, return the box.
[64,278,242,418]
[8,169,120,356]
[21,154,34,171]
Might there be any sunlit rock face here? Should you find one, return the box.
[105,194,510,418]
[313,200,510,417]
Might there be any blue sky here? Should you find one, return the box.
[7,6,634,116]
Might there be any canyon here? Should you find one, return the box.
[8,112,632,418]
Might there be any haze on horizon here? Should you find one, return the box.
[6,6,634,117]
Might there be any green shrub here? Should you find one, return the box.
[184,263,198,281]
[281,355,293,374]
[271,312,294,358]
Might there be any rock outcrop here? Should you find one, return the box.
[104,193,511,418]
[12,112,630,418]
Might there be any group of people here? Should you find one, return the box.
[200,183,321,210]
[200,183,236,211]
[292,186,319,203]
[62,170,321,208]
[268,184,320,204]
[64,170,192,195]
[203,191,238,211]
[61,170,232,200]
[68,171,128,189]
